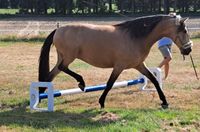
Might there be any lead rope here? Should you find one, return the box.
[182,55,185,60]
[176,36,197,80]
[190,54,199,80]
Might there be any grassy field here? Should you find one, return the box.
[0,35,199,131]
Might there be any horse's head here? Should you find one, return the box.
[168,15,193,55]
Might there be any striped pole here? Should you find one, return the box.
[39,78,145,100]
[30,77,147,112]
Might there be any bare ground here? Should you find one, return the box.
[0,38,199,111]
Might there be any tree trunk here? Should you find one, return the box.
[158,0,162,13]
[109,0,112,13]
[173,0,177,12]
[67,0,73,15]
[164,0,170,14]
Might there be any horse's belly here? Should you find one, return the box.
[78,53,114,68]
[78,57,114,68]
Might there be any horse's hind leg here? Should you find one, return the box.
[39,65,61,94]
[47,51,62,81]
[58,61,85,91]
[39,52,62,94]
[47,65,61,81]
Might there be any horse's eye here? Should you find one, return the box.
[183,30,187,33]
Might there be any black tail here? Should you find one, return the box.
[39,30,56,89]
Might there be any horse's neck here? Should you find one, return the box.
[145,31,163,50]
[145,22,171,49]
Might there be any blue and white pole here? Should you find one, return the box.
[39,78,145,100]
[30,68,161,112]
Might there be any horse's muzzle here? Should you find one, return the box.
[181,47,192,55]
[181,41,193,55]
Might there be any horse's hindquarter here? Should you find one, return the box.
[54,24,138,68]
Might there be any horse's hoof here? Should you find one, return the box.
[78,83,85,91]
[99,99,105,109]
[39,87,47,94]
[161,103,169,109]
[39,98,44,103]
[100,103,104,109]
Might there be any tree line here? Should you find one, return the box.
[0,0,200,15]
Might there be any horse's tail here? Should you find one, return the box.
[39,29,56,82]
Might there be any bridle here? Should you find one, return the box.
[174,32,193,51]
[174,15,193,51]
[174,34,193,60]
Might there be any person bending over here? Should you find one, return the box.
[158,37,173,79]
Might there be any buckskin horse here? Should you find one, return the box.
[38,14,193,109]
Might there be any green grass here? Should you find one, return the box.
[0,103,199,131]
[0,35,46,43]
[0,8,19,14]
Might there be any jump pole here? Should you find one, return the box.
[30,68,162,112]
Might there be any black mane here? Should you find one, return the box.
[114,15,168,39]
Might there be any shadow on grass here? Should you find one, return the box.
[0,100,117,130]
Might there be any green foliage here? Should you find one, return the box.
[0,8,19,14]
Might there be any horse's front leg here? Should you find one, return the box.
[136,63,169,109]
[99,67,123,108]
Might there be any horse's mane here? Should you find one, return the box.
[114,15,170,39]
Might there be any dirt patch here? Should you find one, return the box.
[92,111,120,123]
[162,120,200,131]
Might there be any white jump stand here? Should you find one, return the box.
[30,67,162,112]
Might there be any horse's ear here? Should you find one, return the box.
[180,17,189,23]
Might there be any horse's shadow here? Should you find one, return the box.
[0,100,114,130]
